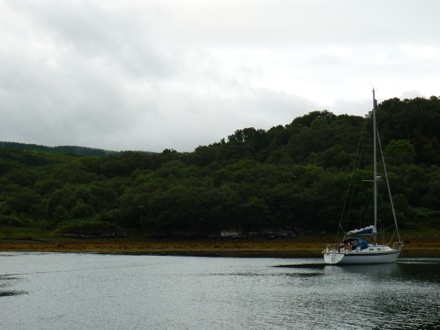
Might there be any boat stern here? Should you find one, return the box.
[324,252,345,264]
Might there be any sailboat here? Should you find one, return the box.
[323,89,404,264]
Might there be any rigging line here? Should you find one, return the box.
[338,115,368,236]
[380,223,398,245]
[377,127,401,243]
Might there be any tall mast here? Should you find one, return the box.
[373,88,378,229]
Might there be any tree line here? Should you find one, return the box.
[1,96,439,238]
[0,142,119,157]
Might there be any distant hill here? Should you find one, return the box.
[0,141,120,157]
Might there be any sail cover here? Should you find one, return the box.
[347,225,376,236]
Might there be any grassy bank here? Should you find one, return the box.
[1,226,439,257]
[1,235,439,258]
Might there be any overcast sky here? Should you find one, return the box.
[1,0,439,152]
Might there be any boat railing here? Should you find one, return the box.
[323,244,355,254]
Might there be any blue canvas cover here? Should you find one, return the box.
[359,239,369,250]
[347,225,376,236]
[343,238,369,250]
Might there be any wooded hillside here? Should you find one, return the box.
[1,96,439,238]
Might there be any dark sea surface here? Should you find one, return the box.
[1,253,439,329]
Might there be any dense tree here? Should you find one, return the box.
[1,95,440,237]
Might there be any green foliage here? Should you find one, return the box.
[1,95,439,238]
[0,141,119,157]
[56,219,124,238]
[384,140,416,165]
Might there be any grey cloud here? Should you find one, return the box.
[99,87,317,152]
[8,0,174,79]
[158,0,440,47]
[1,0,439,152]
[400,90,424,99]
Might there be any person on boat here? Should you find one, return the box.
[338,243,344,253]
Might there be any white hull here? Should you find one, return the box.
[324,246,401,265]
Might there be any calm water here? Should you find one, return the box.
[1,253,439,330]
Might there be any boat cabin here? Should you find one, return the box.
[342,238,369,251]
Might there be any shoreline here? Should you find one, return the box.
[1,237,439,258]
